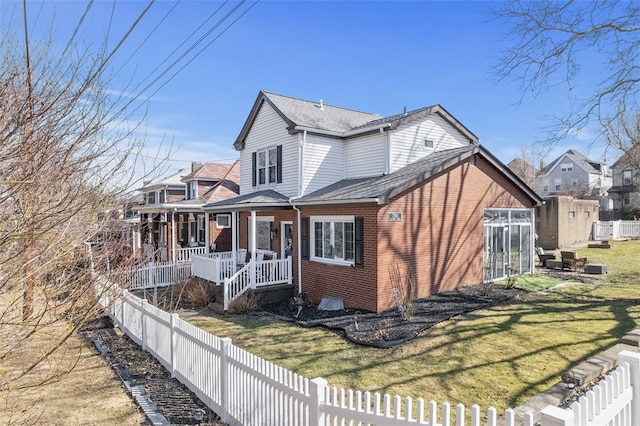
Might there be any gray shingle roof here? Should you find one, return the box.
[543,149,603,174]
[203,189,290,210]
[263,92,383,133]
[234,91,478,149]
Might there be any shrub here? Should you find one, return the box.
[389,263,416,321]
[228,291,260,315]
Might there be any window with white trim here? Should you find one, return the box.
[311,216,355,265]
[259,147,277,184]
[216,214,231,229]
[252,145,282,186]
[560,163,573,172]
[186,182,197,200]
[424,139,434,149]
[198,215,206,243]
[623,170,633,185]
[554,178,562,191]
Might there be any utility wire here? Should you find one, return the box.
[113,0,182,79]
[128,0,260,115]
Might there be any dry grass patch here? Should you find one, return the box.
[0,288,143,425]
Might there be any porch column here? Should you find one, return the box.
[231,211,237,254]
[171,210,176,261]
[204,212,210,254]
[250,211,256,288]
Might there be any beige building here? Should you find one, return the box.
[536,195,599,249]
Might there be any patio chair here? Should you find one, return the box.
[536,247,556,267]
[560,251,588,271]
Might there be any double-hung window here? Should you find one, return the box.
[252,145,282,186]
[311,216,355,265]
[623,170,632,185]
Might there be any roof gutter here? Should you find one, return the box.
[292,197,380,206]
[292,123,391,138]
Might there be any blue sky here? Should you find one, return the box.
[2,1,611,176]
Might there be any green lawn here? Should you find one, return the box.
[186,239,640,412]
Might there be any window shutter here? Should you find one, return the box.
[276,145,283,183]
[301,217,309,260]
[252,152,257,186]
[355,217,363,268]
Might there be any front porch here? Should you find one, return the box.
[191,250,293,310]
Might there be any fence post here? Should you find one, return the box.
[309,377,328,426]
[141,298,148,351]
[619,350,640,423]
[220,337,232,425]
[120,289,128,329]
[539,405,574,426]
[170,313,179,378]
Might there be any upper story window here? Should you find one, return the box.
[252,145,282,186]
[555,178,562,190]
[560,163,573,172]
[424,139,434,149]
[623,170,633,185]
[146,192,155,205]
[186,182,197,200]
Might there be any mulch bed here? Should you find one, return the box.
[79,316,224,425]
[261,283,528,348]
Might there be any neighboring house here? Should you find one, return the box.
[607,145,640,212]
[137,161,239,261]
[203,91,541,313]
[538,149,611,200]
[96,195,144,258]
[506,158,539,191]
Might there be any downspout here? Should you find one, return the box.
[290,130,307,295]
[172,208,177,261]
[291,203,302,295]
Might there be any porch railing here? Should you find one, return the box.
[224,258,293,310]
[191,252,237,284]
[111,261,192,290]
[176,246,207,262]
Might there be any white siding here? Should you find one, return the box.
[344,132,386,178]
[302,134,345,195]
[389,115,470,172]
[239,103,299,197]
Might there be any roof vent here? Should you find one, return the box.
[319,99,324,110]
[403,106,407,115]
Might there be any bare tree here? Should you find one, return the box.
[0,5,166,424]
[493,1,640,145]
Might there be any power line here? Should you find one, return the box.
[125,1,253,114]
[140,0,260,107]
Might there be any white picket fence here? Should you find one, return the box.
[95,282,640,426]
[593,220,640,240]
[110,261,192,290]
